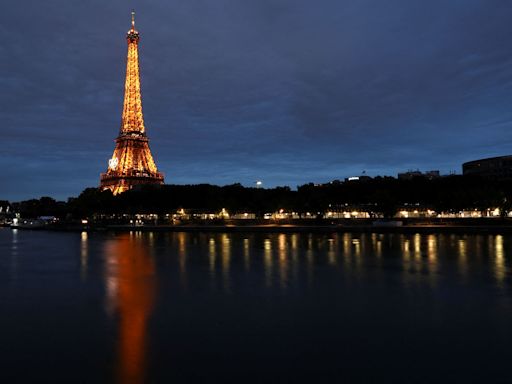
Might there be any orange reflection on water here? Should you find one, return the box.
[402,237,411,262]
[209,237,216,275]
[413,234,421,261]
[327,237,336,266]
[221,234,231,292]
[104,234,156,384]
[278,234,289,289]
[243,238,251,271]
[342,233,352,272]
[264,238,273,287]
[457,238,468,279]
[177,232,188,289]
[374,234,382,259]
[353,237,362,267]
[494,235,506,287]
[427,235,439,287]
[427,235,438,265]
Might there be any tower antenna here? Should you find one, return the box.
[131,10,135,29]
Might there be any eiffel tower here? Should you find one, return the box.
[100,12,164,195]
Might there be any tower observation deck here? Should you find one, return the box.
[100,12,164,195]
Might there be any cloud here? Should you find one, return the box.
[2,0,512,200]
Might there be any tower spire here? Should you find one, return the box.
[122,11,143,133]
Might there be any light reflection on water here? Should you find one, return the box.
[243,237,250,271]
[99,233,507,382]
[80,231,88,280]
[221,234,231,292]
[10,229,18,281]
[177,232,187,290]
[264,238,273,287]
[458,238,468,279]
[1,229,512,383]
[6,231,508,295]
[104,233,156,384]
[208,236,216,276]
[129,232,510,294]
[495,235,506,287]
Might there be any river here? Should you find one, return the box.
[0,228,510,383]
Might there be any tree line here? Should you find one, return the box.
[5,175,512,219]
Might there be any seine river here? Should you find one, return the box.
[1,228,511,383]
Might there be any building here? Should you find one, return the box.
[100,12,164,195]
[398,170,440,180]
[462,155,512,179]
[345,176,372,182]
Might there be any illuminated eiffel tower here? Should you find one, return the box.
[100,12,164,195]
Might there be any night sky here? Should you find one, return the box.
[2,1,512,200]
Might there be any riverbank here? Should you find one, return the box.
[8,219,512,234]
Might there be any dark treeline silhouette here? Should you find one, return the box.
[9,197,67,218]
[68,183,294,218]
[6,175,512,219]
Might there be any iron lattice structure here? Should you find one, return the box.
[100,12,164,195]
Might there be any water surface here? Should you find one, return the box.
[0,229,511,383]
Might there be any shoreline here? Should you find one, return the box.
[7,223,512,234]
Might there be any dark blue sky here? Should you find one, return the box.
[2,0,512,200]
